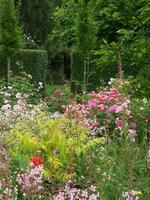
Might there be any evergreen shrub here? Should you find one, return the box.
[19,49,48,83]
[0,49,48,83]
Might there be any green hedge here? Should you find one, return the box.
[0,49,48,83]
[18,49,48,83]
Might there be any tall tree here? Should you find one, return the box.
[75,0,96,92]
[0,0,22,85]
[19,0,52,46]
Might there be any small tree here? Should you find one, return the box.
[75,0,96,93]
[0,0,22,85]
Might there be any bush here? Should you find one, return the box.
[44,84,71,112]
[18,49,48,84]
[0,49,48,84]
[0,74,43,107]
[4,116,101,191]
[129,67,150,98]
[75,141,150,200]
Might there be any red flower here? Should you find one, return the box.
[31,156,42,167]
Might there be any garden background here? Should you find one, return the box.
[0,0,150,199]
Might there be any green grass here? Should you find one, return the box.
[44,83,70,96]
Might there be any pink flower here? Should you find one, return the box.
[55,88,64,96]
[98,95,108,102]
[87,99,97,109]
[108,104,123,113]
[131,122,137,129]
[97,104,107,110]
[115,118,124,129]
[128,129,137,141]
[91,91,97,98]
[110,88,120,97]
[144,118,149,123]
[91,122,100,128]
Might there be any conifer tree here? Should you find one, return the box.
[76,0,96,92]
[0,0,22,85]
[20,0,51,45]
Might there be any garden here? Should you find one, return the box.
[0,0,150,200]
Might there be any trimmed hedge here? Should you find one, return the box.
[18,49,48,83]
[0,49,48,83]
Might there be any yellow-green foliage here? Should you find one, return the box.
[4,113,101,182]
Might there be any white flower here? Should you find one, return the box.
[16,93,22,99]
[39,82,43,86]
[2,104,11,111]
[27,74,32,79]
[13,105,22,112]
[4,100,9,104]
[8,86,12,90]
[38,82,43,89]
[4,92,11,97]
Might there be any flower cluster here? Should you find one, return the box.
[0,134,17,200]
[63,86,139,141]
[53,183,99,200]
[123,190,142,200]
[16,165,43,198]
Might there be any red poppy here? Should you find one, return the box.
[31,156,42,166]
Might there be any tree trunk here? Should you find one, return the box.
[117,49,124,79]
[83,59,87,94]
[86,53,90,89]
[7,56,11,86]
[62,54,65,82]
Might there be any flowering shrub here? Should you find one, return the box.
[53,183,99,200]
[63,79,150,143]
[4,116,101,185]
[0,78,149,199]
[0,74,43,108]
[16,165,43,198]
[63,87,135,142]
[45,87,71,112]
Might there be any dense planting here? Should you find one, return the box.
[0,0,150,199]
[0,78,150,199]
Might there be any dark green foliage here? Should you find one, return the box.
[51,0,150,94]
[0,49,48,83]
[18,49,48,83]
[71,49,84,92]
[93,0,150,84]
[129,67,150,98]
[71,0,97,93]
[0,52,6,77]
[0,0,22,56]
[76,0,96,55]
[20,0,51,45]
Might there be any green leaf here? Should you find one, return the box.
[117,29,128,35]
